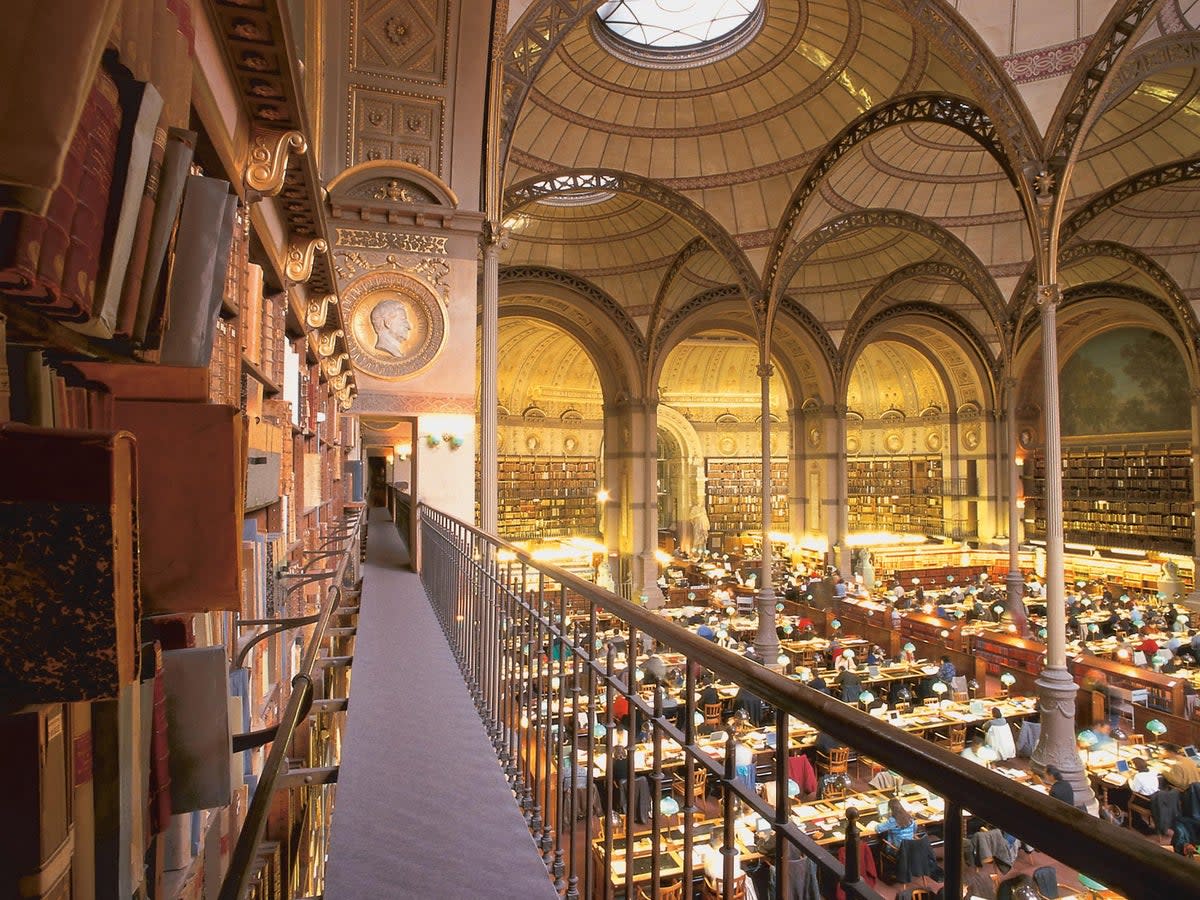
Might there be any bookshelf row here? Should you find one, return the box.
[1022,445,1194,552]
[847,456,945,535]
[497,454,599,539]
[705,458,789,534]
[0,4,358,899]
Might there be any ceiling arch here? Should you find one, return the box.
[494,316,605,417]
[658,331,791,418]
[846,338,951,419]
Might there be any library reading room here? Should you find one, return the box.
[5,2,1200,899]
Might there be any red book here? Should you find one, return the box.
[55,66,123,322]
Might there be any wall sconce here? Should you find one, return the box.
[442,433,465,450]
[425,433,441,448]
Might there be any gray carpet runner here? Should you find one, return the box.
[325,508,557,899]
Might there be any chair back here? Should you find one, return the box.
[692,765,709,795]
[924,697,941,708]
[703,873,746,900]
[947,723,967,753]
[640,880,684,900]
[703,702,723,725]
[821,779,847,801]
[825,745,850,773]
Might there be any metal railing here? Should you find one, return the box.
[219,508,365,900]
[418,502,1196,900]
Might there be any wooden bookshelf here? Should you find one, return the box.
[704,457,788,533]
[1023,444,1193,552]
[847,456,944,535]
[497,454,599,540]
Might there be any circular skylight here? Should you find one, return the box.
[595,0,762,66]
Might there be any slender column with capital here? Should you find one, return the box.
[1003,378,1027,633]
[1030,285,1095,810]
[754,362,781,662]
[1187,388,1200,614]
[834,406,850,576]
[479,224,505,534]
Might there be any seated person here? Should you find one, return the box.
[732,686,768,726]
[984,707,1017,760]
[961,734,998,768]
[937,655,957,684]
[1166,747,1200,791]
[875,798,918,848]
[1129,757,1161,796]
[815,731,845,756]
[1089,720,1118,752]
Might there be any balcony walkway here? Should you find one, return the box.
[325,508,557,900]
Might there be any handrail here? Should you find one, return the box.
[417,502,1198,900]
[219,509,364,900]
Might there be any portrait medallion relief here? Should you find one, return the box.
[341,271,447,379]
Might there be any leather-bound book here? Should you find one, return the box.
[0,706,74,899]
[0,0,122,216]
[64,361,209,403]
[112,400,244,613]
[0,424,140,705]
[72,59,163,338]
[52,65,123,323]
[131,128,196,346]
[114,120,167,338]
[0,66,98,301]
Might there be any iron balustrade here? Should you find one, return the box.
[219,509,365,900]
[418,502,1198,900]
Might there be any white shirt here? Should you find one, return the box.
[1131,770,1160,795]
[961,745,997,767]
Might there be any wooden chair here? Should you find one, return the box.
[820,779,847,801]
[1126,733,1144,746]
[941,723,967,754]
[818,745,850,777]
[952,690,970,703]
[923,698,941,708]
[672,764,708,801]
[702,873,746,900]
[907,890,935,900]
[638,880,684,900]
[1127,791,1154,832]
[703,702,723,727]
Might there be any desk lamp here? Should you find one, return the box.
[1077,729,1099,768]
[999,671,1016,696]
[966,678,980,698]
[1077,874,1107,899]
[1146,719,1167,744]
[859,690,875,711]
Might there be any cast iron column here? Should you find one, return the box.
[755,361,781,662]
[1004,377,1027,632]
[1030,284,1095,811]
[479,224,504,534]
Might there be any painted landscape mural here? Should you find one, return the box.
[1060,326,1189,436]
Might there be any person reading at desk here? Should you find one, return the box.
[1129,757,1161,796]
[876,798,917,848]
[962,734,998,768]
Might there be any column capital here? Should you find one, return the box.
[756,361,775,378]
[481,220,510,251]
[1036,283,1061,308]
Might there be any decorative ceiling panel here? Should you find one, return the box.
[351,0,449,84]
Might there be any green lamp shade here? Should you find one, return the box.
[859,691,875,705]
[993,604,1005,616]
[787,779,800,797]
[1077,874,1106,891]
[903,642,916,653]
[777,654,790,666]
[687,591,696,601]
[831,619,841,630]
[1000,672,1017,686]
[593,722,607,739]
[776,602,784,612]
[1146,719,1168,736]
[660,796,680,816]
[1077,729,1098,748]
[783,624,794,635]
[932,681,948,695]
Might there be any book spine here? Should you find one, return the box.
[115,122,166,338]
[132,128,196,345]
[86,79,163,337]
[56,67,123,323]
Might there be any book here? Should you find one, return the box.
[0,706,75,899]
[114,120,167,338]
[159,176,236,367]
[111,400,244,614]
[131,128,196,346]
[65,361,209,403]
[71,69,163,338]
[0,424,140,704]
[162,646,232,813]
[0,0,122,216]
[69,701,97,900]
[51,64,123,323]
